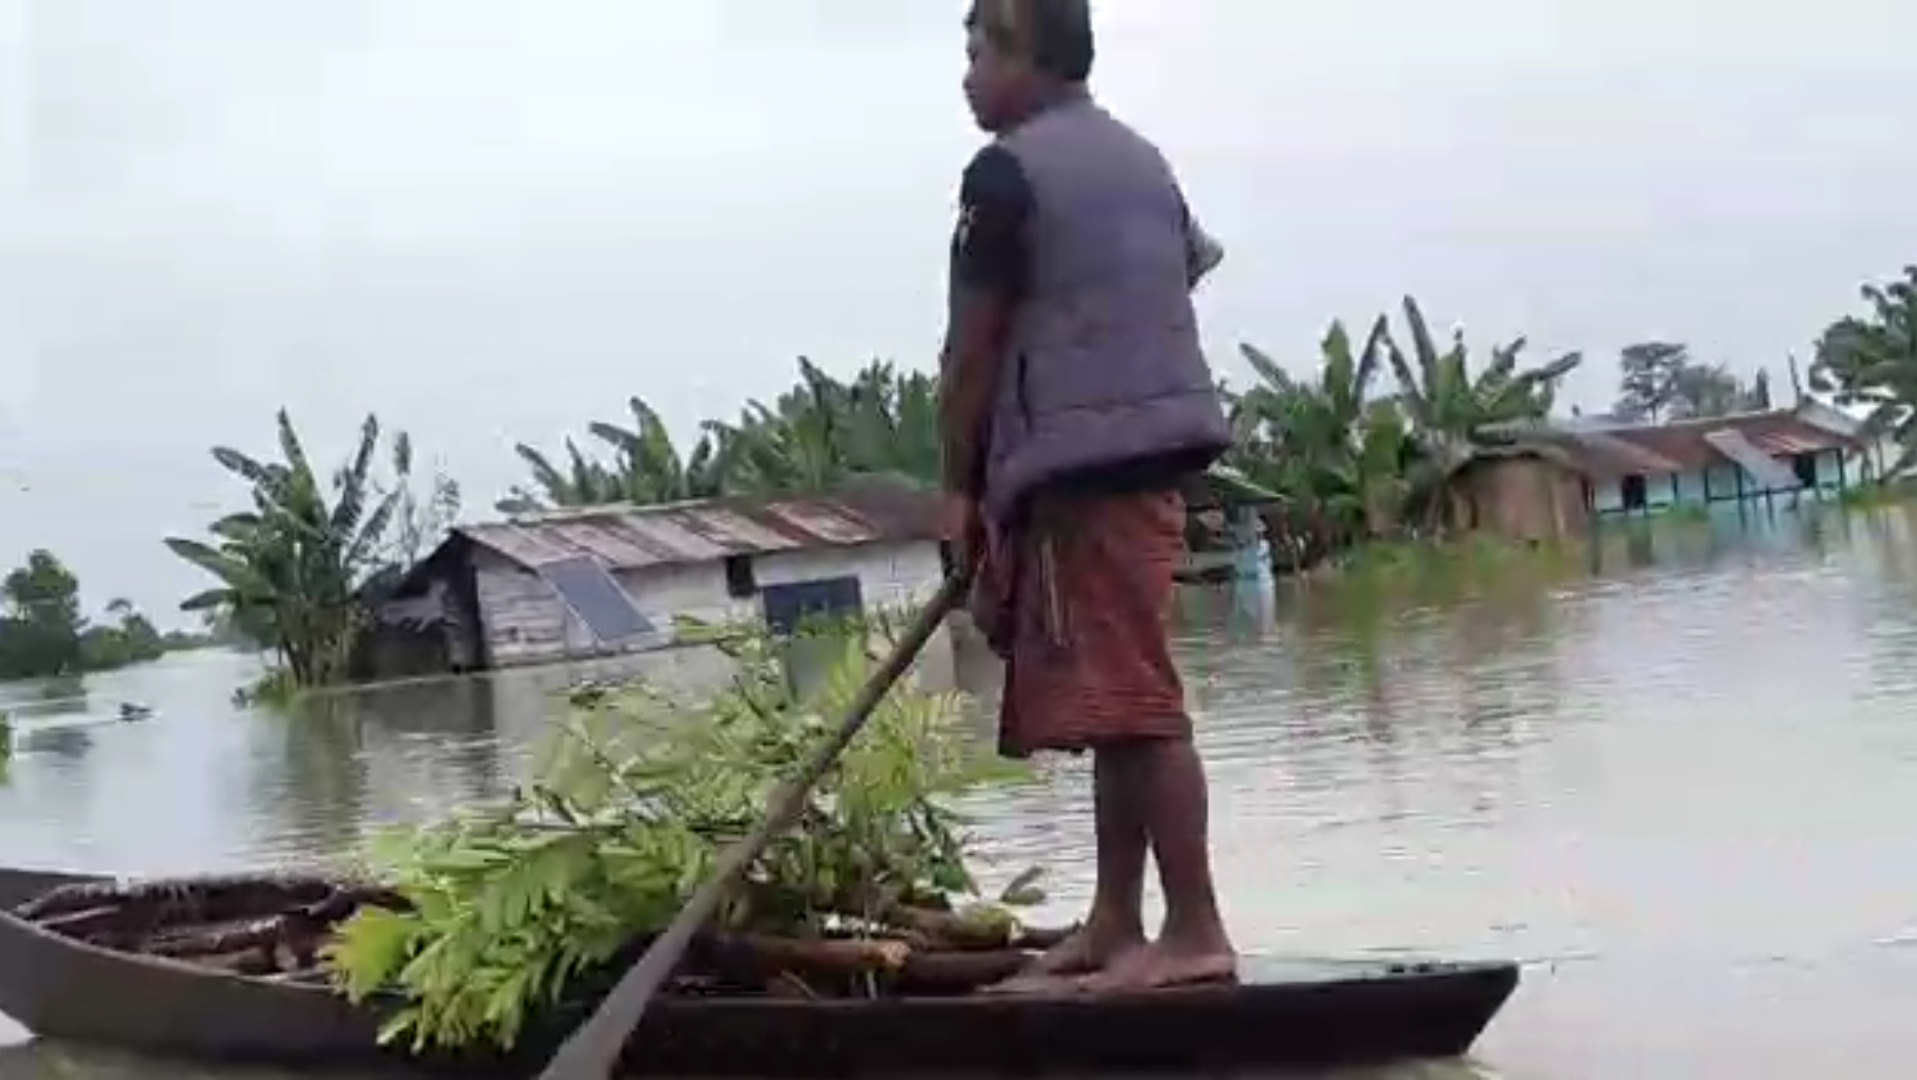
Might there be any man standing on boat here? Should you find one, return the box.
[939,0,1238,992]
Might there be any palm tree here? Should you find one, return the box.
[1810,265,1917,477]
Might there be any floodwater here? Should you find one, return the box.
[6,506,1917,1079]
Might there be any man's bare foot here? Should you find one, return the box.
[1076,940,1238,994]
[983,921,1144,994]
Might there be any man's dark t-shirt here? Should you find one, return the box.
[951,144,1034,301]
[947,144,1199,497]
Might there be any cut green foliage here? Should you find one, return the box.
[321,615,1038,1053]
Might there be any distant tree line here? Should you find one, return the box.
[0,548,208,682]
[159,262,1917,698]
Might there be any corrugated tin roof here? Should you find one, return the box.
[1476,426,1676,478]
[455,485,943,573]
[1473,407,1860,479]
[1557,429,1681,477]
[1604,410,1857,472]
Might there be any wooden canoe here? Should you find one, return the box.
[0,866,1519,1076]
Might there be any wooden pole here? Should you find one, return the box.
[535,574,967,1080]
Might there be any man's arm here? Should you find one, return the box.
[939,145,1033,497]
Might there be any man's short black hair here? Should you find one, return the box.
[966,0,1095,83]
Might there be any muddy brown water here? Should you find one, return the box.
[5,508,1917,1078]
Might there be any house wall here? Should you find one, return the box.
[1734,448,1846,497]
[1673,470,1707,503]
[1592,448,1853,516]
[472,540,947,670]
[1446,457,1592,541]
[1591,474,1679,514]
[1809,448,1847,490]
[1702,463,1741,500]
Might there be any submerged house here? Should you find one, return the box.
[1443,406,1866,542]
[368,485,946,675]
[1440,443,1608,542]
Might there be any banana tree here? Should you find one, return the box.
[840,360,942,486]
[1385,295,1581,453]
[165,411,407,689]
[585,396,725,503]
[1228,316,1409,548]
[1383,296,1581,524]
[496,438,619,513]
[1810,265,1917,478]
[713,358,941,495]
[497,396,722,514]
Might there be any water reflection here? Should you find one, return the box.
[241,675,510,861]
[5,512,1917,1076]
[12,723,97,759]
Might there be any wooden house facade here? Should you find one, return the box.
[369,485,946,676]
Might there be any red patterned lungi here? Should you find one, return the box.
[971,485,1193,758]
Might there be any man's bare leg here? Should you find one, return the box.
[987,749,1148,991]
[1085,737,1236,990]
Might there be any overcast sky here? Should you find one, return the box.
[5,0,1916,619]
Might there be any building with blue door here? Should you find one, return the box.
[377,484,946,674]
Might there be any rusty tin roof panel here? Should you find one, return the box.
[460,522,578,567]
[1737,420,1849,457]
[1563,430,1682,476]
[459,489,940,573]
[761,499,880,547]
[676,505,806,553]
[1604,411,1855,472]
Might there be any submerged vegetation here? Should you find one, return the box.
[321,618,1044,1052]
